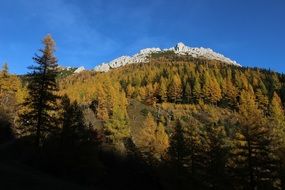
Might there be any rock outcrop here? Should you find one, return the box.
[74,66,85,73]
[94,42,240,72]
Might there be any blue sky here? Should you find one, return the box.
[0,0,284,74]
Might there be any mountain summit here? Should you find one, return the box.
[93,42,240,72]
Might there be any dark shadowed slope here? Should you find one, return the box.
[0,160,89,190]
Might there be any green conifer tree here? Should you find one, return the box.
[169,120,189,167]
[19,34,59,148]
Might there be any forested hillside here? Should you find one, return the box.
[1,36,285,190]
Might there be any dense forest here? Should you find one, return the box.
[1,35,285,190]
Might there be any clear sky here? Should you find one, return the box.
[0,0,284,74]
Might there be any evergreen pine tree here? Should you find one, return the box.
[204,123,229,189]
[19,34,59,148]
[169,120,189,167]
[60,95,90,147]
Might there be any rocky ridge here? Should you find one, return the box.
[93,42,240,72]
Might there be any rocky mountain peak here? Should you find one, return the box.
[93,42,240,72]
[74,66,85,73]
[175,42,187,51]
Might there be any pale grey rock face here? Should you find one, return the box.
[109,56,132,68]
[139,48,161,54]
[93,42,240,72]
[93,63,110,72]
[66,66,72,71]
[56,65,73,71]
[175,42,188,52]
[74,66,85,73]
